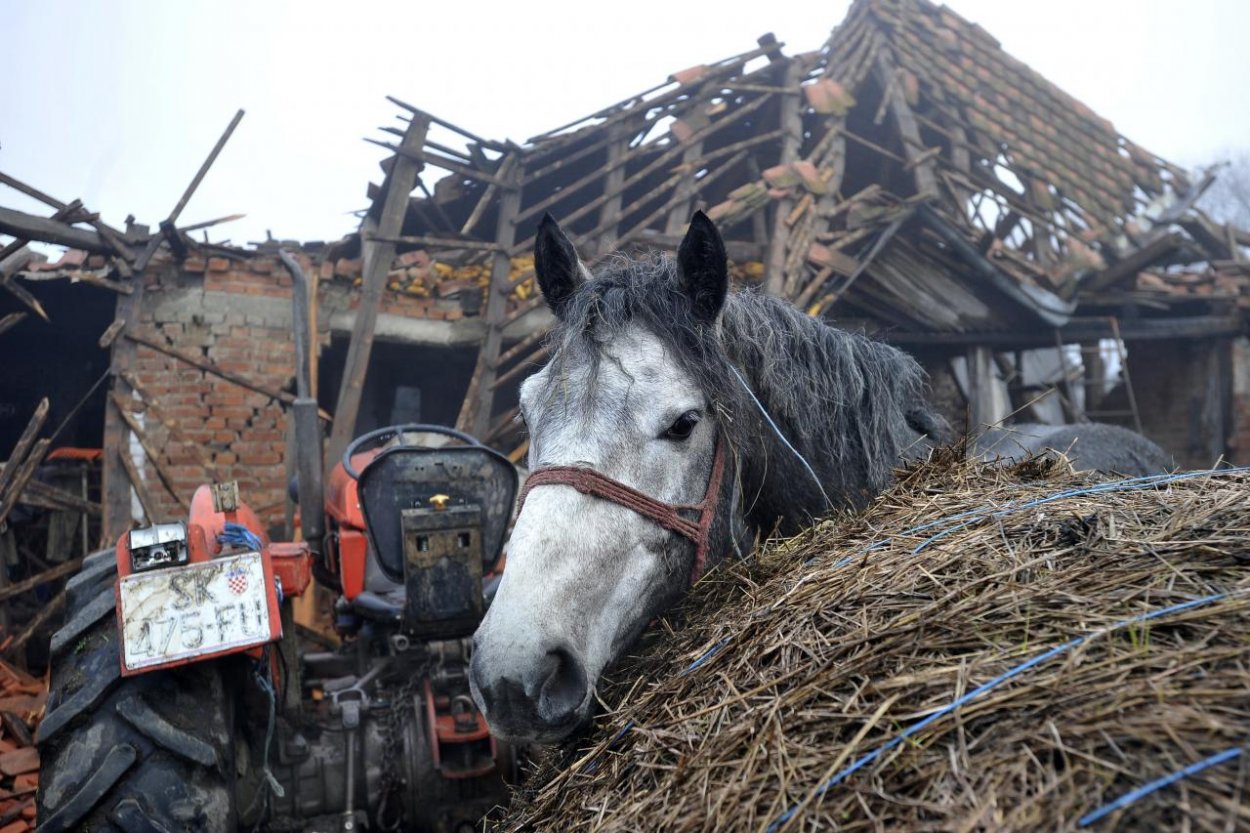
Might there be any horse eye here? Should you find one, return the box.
[663,410,701,441]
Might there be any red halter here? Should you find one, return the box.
[516,438,728,586]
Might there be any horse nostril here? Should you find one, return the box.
[538,645,588,725]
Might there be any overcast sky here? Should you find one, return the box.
[2,0,1247,248]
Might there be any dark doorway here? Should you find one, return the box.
[0,279,114,453]
[317,338,478,438]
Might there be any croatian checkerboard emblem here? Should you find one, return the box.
[227,563,249,595]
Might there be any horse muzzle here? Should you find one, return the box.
[469,638,591,743]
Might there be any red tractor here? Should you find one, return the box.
[35,420,519,832]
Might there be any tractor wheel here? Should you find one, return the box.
[36,548,240,832]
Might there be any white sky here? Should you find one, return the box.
[2,0,1247,247]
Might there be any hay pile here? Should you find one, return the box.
[500,452,1250,832]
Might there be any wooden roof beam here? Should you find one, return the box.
[874,54,938,200]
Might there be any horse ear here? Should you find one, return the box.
[534,213,586,319]
[677,211,729,324]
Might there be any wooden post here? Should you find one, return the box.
[457,165,522,440]
[875,55,938,200]
[665,140,706,237]
[764,60,803,295]
[965,346,999,434]
[326,116,430,466]
[101,268,144,546]
[596,128,629,256]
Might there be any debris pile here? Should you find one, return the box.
[0,659,44,832]
[502,452,1250,832]
[318,251,766,313]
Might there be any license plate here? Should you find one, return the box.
[118,552,273,672]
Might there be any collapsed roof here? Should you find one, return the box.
[355,0,1247,444]
[2,0,1247,450]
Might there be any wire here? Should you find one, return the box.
[730,366,833,510]
[253,662,286,799]
[219,521,264,552]
[1079,744,1245,826]
[763,591,1238,833]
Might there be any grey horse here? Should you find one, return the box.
[469,212,946,743]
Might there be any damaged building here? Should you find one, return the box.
[1,0,1248,667]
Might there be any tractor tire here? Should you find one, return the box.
[36,548,240,832]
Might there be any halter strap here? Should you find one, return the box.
[516,438,728,586]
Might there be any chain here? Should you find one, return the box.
[376,669,423,827]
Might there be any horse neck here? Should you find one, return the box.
[716,292,927,533]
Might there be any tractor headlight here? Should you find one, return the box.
[129,523,190,572]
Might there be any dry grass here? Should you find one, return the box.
[497,449,1250,832]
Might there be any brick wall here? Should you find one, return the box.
[127,256,303,532]
[119,251,505,533]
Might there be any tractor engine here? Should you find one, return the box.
[262,636,501,833]
[251,426,519,832]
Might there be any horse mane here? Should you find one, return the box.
[545,251,943,536]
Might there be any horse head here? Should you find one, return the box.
[469,213,740,743]
[469,211,942,743]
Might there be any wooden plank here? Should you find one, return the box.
[513,93,775,230]
[0,205,113,253]
[101,263,146,543]
[166,109,245,226]
[523,41,780,147]
[0,399,48,508]
[875,55,938,199]
[492,328,547,371]
[327,116,430,465]
[0,172,135,259]
[457,167,523,439]
[488,345,549,391]
[117,446,157,525]
[0,439,50,529]
[178,213,246,233]
[3,588,64,659]
[365,138,505,187]
[110,393,189,511]
[596,128,630,256]
[386,96,505,150]
[525,132,619,182]
[461,155,517,237]
[0,312,25,337]
[0,272,49,321]
[604,150,753,256]
[764,59,804,294]
[0,558,83,604]
[364,233,503,253]
[129,110,247,276]
[500,295,544,330]
[664,139,706,236]
[41,268,134,295]
[0,200,82,263]
[884,314,1244,348]
[20,479,100,516]
[1082,232,1184,293]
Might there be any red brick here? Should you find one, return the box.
[207,257,231,272]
